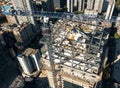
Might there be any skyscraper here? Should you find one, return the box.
[13,22,34,49]
[105,0,115,20]
[86,0,95,10]
[67,0,73,12]
[53,0,61,9]
[11,0,35,25]
[94,0,104,13]
[60,0,67,9]
[78,0,85,11]
[74,0,78,7]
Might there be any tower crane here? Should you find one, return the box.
[0,5,119,23]
[1,5,120,88]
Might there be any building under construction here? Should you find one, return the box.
[40,16,111,88]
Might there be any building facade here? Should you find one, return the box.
[67,0,73,12]
[94,0,104,13]
[86,0,94,10]
[11,0,35,25]
[17,48,41,75]
[13,22,34,49]
[78,0,85,11]
[105,0,115,20]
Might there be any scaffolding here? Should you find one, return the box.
[40,16,111,88]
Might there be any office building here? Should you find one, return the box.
[13,22,34,49]
[11,0,36,26]
[105,0,115,20]
[17,48,41,75]
[94,0,104,13]
[86,0,95,10]
[41,0,54,11]
[17,54,34,75]
[67,0,73,12]
[60,0,67,9]
[53,0,61,10]
[74,0,78,7]
[29,48,41,71]
[78,0,85,11]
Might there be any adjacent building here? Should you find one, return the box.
[13,22,34,49]
[67,0,74,12]
[86,0,94,10]
[41,0,54,11]
[17,48,41,75]
[53,0,61,10]
[11,0,35,25]
[66,0,106,15]
[78,0,85,11]
[105,0,115,20]
[94,0,104,13]
[74,0,77,7]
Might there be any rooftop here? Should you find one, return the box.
[23,48,39,56]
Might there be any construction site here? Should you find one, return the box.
[1,0,120,88]
[40,16,112,88]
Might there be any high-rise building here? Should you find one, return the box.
[60,0,67,8]
[105,0,115,20]
[74,0,78,7]
[13,22,34,49]
[17,48,41,75]
[53,0,61,10]
[94,0,104,13]
[41,0,54,11]
[86,0,95,10]
[78,0,82,11]
[30,49,41,71]
[11,0,35,26]
[67,0,73,12]
[78,0,85,11]
[17,54,34,75]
